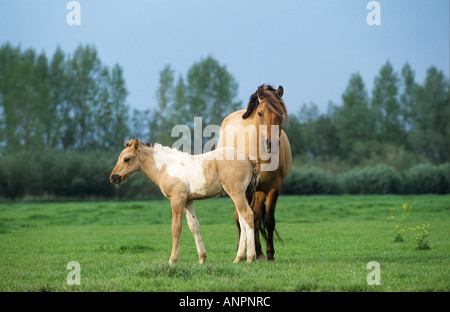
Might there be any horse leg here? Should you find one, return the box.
[230,193,256,263]
[184,201,207,264]
[265,188,280,261]
[169,197,185,264]
[253,191,267,260]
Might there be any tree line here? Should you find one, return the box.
[285,61,449,170]
[0,43,448,199]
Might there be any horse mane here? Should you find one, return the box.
[242,84,288,120]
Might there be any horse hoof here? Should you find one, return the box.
[256,254,266,260]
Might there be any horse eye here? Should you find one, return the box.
[258,112,262,117]
[124,158,131,163]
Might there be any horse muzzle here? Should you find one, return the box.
[265,138,280,153]
[110,173,122,184]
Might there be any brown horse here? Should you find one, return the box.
[217,84,292,260]
[110,138,259,264]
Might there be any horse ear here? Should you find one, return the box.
[133,137,140,151]
[276,85,284,98]
[257,86,265,100]
[124,138,133,147]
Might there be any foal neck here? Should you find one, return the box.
[137,144,190,185]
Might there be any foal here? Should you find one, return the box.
[110,138,259,264]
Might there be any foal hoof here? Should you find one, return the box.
[233,256,245,263]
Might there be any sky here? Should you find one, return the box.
[0,0,449,117]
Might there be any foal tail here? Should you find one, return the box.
[245,160,260,210]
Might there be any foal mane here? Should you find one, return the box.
[123,139,190,156]
[124,139,154,148]
[242,84,288,120]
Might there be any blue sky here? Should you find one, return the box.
[0,0,448,116]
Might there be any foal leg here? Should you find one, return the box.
[231,193,256,263]
[233,200,241,253]
[169,196,185,265]
[234,209,247,263]
[184,201,207,264]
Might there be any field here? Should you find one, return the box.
[0,195,449,292]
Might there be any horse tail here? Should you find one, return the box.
[245,160,260,211]
[259,206,284,244]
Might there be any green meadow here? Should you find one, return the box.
[0,195,449,292]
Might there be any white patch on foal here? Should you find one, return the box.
[153,144,207,196]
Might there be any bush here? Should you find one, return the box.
[0,149,163,200]
[403,163,450,194]
[281,166,341,195]
[339,165,403,194]
[0,154,28,199]
[1,148,448,199]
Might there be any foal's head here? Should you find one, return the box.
[242,85,287,153]
[110,138,143,184]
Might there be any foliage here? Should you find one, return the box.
[0,43,130,154]
[0,150,164,200]
[403,163,450,194]
[1,42,449,199]
[339,164,403,194]
[282,167,341,195]
[281,163,449,195]
[285,62,449,167]
[410,224,431,250]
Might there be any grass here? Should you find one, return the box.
[0,195,449,291]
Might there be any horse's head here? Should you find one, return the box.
[242,85,287,153]
[110,138,142,184]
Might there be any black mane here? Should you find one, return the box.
[242,84,280,119]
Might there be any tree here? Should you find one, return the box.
[335,72,373,160]
[170,75,189,125]
[185,56,241,127]
[151,64,175,145]
[284,114,306,156]
[48,46,68,149]
[1,48,47,152]
[410,67,449,163]
[130,108,151,141]
[399,62,416,148]
[97,64,130,150]
[0,43,22,153]
[65,45,106,151]
[64,45,129,151]
[371,61,402,145]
